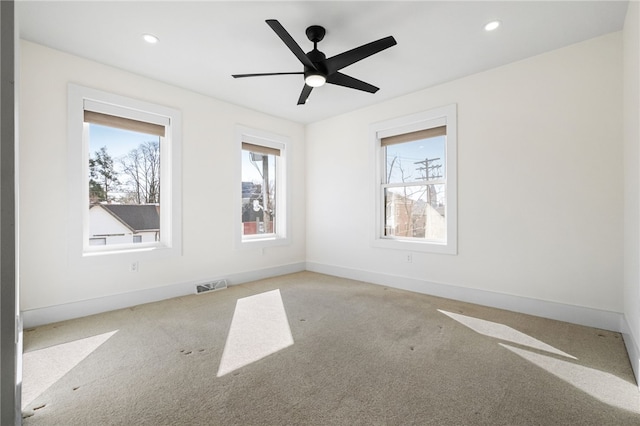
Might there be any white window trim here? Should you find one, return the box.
[67,83,182,264]
[235,125,290,250]
[371,104,457,255]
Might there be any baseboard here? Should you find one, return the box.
[21,262,306,328]
[22,260,625,334]
[306,261,624,333]
[620,315,640,387]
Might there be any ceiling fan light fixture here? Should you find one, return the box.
[305,74,326,87]
[232,20,397,105]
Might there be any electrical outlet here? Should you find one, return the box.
[130,261,139,272]
[405,253,413,263]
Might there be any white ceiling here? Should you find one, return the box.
[17,1,629,124]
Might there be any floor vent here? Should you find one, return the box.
[195,279,228,294]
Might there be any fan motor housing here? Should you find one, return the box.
[306,49,327,75]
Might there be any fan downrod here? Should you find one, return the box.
[305,25,326,43]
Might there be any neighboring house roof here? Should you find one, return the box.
[93,204,160,232]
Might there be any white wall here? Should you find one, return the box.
[307,32,624,326]
[623,1,640,381]
[19,29,628,334]
[19,41,306,316]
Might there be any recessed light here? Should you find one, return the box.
[484,20,501,32]
[142,33,159,44]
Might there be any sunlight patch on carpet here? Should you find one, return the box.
[22,330,118,408]
[217,289,294,377]
[501,344,640,413]
[438,310,576,359]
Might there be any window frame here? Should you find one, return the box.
[371,104,457,255]
[235,125,290,250]
[67,84,182,263]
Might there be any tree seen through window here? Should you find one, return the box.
[87,123,162,246]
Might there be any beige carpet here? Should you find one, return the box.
[21,272,640,425]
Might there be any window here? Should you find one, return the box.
[68,84,182,260]
[236,126,289,248]
[372,104,457,254]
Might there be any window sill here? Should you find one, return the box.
[237,235,289,250]
[372,237,457,255]
[69,243,181,269]
[83,243,166,257]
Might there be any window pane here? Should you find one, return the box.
[241,149,276,236]
[384,184,446,241]
[87,123,161,247]
[385,136,445,184]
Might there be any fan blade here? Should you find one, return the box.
[266,19,317,70]
[325,36,397,74]
[326,72,379,93]
[232,72,303,78]
[297,84,313,105]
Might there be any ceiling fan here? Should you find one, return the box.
[232,20,397,105]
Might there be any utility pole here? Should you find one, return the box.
[414,157,442,206]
